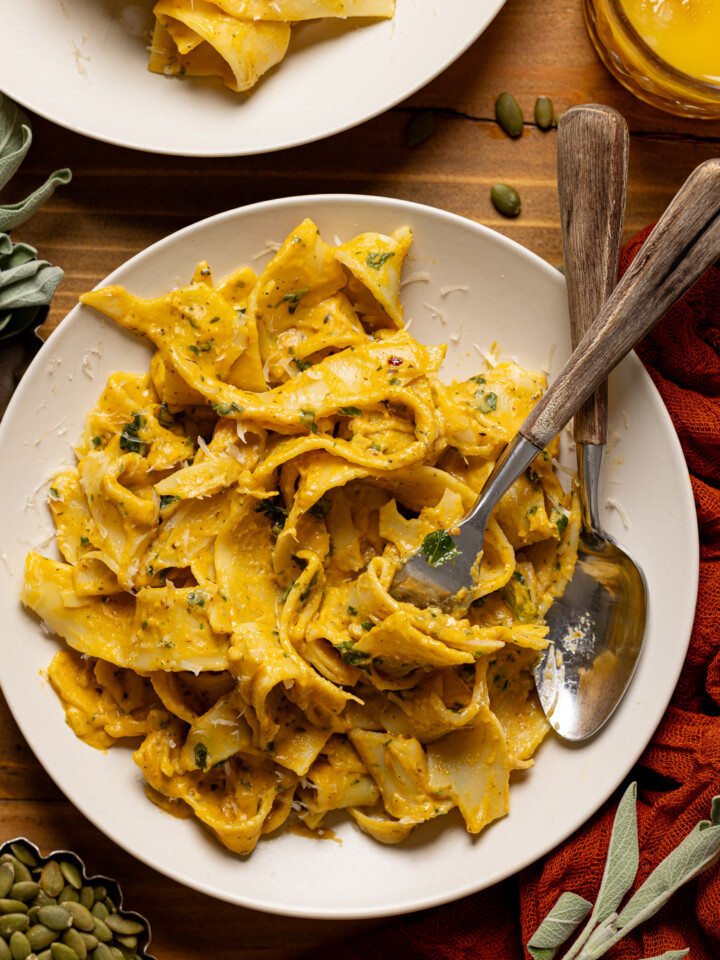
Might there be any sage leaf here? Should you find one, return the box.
[613,821,720,937]
[0,305,42,341]
[639,952,689,960]
[593,782,639,922]
[0,94,31,191]
[0,260,63,310]
[0,167,72,232]
[711,796,719,826]
[527,891,592,959]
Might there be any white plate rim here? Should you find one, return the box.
[0,194,699,918]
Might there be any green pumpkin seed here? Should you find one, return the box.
[5,863,30,887]
[57,891,77,907]
[9,931,31,960]
[495,93,524,138]
[58,905,93,934]
[36,951,52,960]
[39,866,63,901]
[114,947,136,960]
[26,925,58,951]
[75,935,97,952]
[491,183,522,218]
[0,915,30,937]
[111,938,134,952]
[35,908,71,933]
[30,892,55,910]
[88,907,105,924]
[109,949,124,960]
[91,944,113,960]
[0,936,11,960]
[56,868,80,896]
[50,943,79,960]
[0,901,29,916]
[26,909,40,926]
[89,921,110,945]
[60,930,86,960]
[102,918,141,938]
[0,865,15,900]
[10,885,40,905]
[77,892,93,915]
[405,110,435,148]
[8,849,36,871]
[534,95,554,130]
[90,891,105,908]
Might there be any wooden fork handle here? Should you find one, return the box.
[521,156,720,450]
[557,104,629,445]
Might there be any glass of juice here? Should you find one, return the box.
[583,0,720,117]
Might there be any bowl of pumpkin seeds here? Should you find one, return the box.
[0,839,155,960]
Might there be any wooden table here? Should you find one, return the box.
[3,0,719,956]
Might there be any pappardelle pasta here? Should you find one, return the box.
[148,0,395,94]
[22,220,580,853]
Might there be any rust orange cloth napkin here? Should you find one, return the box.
[330,227,720,960]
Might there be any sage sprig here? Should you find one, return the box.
[0,93,70,340]
[527,782,720,960]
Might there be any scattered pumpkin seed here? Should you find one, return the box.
[58,867,81,894]
[90,920,111,945]
[5,864,29,887]
[27,924,58,951]
[91,945,114,960]
[8,851,34,871]
[491,183,522,218]
[89,907,106,924]
[495,93,524,138]
[0,903,28,917]
[76,934,97,952]
[109,949,124,960]
[0,917,29,938]
[50,942,79,960]
[60,889,79,906]
[78,892,93,914]
[534,95,554,130]
[113,936,135,951]
[32,892,56,909]
[405,110,435,147]
[0,936,10,960]
[40,865,64,901]
[36,951,52,960]
[8,931,31,960]
[90,892,105,909]
[103,919,141,939]
[10,885,38,904]
[36,907,71,933]
[59,905,93,934]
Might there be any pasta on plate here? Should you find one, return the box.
[21,219,580,853]
[148,0,395,93]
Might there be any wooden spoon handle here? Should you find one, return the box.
[521,156,720,450]
[557,104,629,445]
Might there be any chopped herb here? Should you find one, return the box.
[211,401,243,416]
[80,535,89,546]
[469,374,486,385]
[553,510,569,536]
[157,402,175,429]
[389,377,402,385]
[188,339,214,355]
[299,571,318,603]
[512,569,525,583]
[49,487,60,498]
[300,409,318,433]
[194,743,208,769]
[292,357,311,372]
[160,495,180,509]
[347,605,358,616]
[421,529,460,567]
[282,286,311,314]
[255,497,288,534]
[92,436,103,447]
[308,496,331,520]
[476,391,498,413]
[360,620,374,631]
[187,590,206,608]
[366,251,395,270]
[119,413,149,456]
[338,406,362,416]
[335,640,371,667]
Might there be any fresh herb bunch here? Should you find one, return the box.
[0,94,71,341]
[528,782,720,960]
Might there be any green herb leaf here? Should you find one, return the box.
[366,251,395,270]
[527,892,592,960]
[159,495,180,509]
[476,391,498,413]
[282,286,311,314]
[592,782,639,922]
[0,95,32,191]
[255,497,288,534]
[119,414,149,456]
[308,496,331,520]
[193,743,208,770]
[157,402,175,429]
[338,406,362,416]
[300,409,318,433]
[638,952,689,960]
[292,357,311,372]
[421,529,460,567]
[0,167,72,233]
[211,401,243,416]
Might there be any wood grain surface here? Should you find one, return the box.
[2,0,719,956]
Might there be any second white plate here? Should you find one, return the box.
[0,0,505,156]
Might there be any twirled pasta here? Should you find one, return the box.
[22,220,580,853]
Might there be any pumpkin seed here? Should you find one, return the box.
[101,919,141,939]
[0,902,28,916]
[91,944,114,960]
[57,868,80,896]
[58,891,77,907]
[9,931,31,960]
[88,908,105,924]
[8,849,35,871]
[109,949,124,960]
[36,951,52,960]
[26,910,40,927]
[495,93,524,138]
[4,864,30,887]
[534,95,554,130]
[405,110,435,147]
[111,938,134,951]
[30,892,55,909]
[39,866,63,901]
[0,916,29,938]
[89,921,111,945]
[491,183,522,218]
[35,908,71,933]
[58,905,93,934]
[60,929,86,960]
[75,935,96,952]
[77,892,93,915]
[10,885,39,905]
[26,925,58,951]
[0,936,10,960]
[0,866,15,900]
[50,943,79,960]
[90,892,105,908]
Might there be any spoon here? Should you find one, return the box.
[389,155,720,611]
[534,104,648,741]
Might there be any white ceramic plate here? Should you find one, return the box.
[0,0,505,156]
[0,196,698,919]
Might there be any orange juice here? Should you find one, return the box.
[619,0,720,84]
[583,0,720,117]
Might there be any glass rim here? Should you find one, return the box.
[607,0,720,97]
